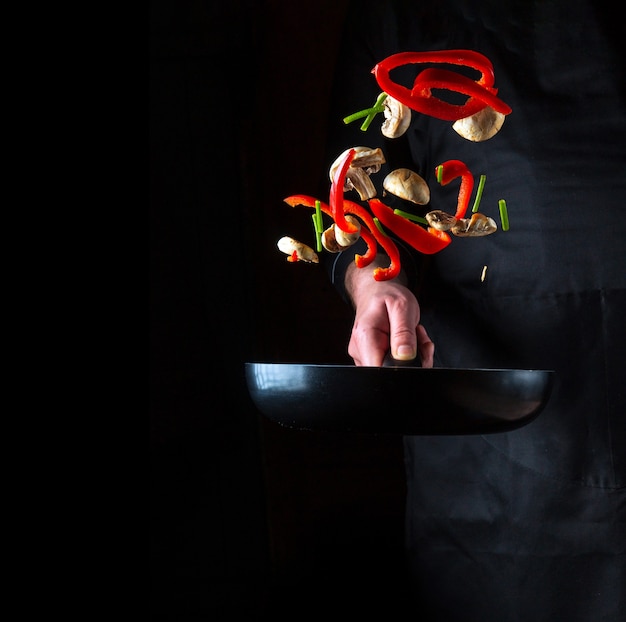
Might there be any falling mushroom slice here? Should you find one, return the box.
[452,105,506,142]
[383,168,430,205]
[322,216,361,253]
[451,213,498,237]
[329,146,386,201]
[277,236,319,263]
[334,215,361,247]
[380,94,411,138]
[426,209,458,231]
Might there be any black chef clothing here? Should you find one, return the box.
[325,1,626,620]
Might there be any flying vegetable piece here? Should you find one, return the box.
[322,215,361,252]
[380,94,412,138]
[368,198,451,255]
[452,106,506,142]
[372,49,511,123]
[342,199,401,280]
[426,209,458,231]
[451,212,497,237]
[277,236,319,263]
[343,92,388,131]
[436,160,474,219]
[283,194,402,281]
[383,168,430,204]
[329,146,386,201]
[329,148,361,233]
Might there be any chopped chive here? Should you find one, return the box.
[393,209,428,225]
[471,174,487,213]
[343,93,387,131]
[342,109,374,124]
[436,164,443,183]
[360,93,388,131]
[373,217,388,236]
[498,199,510,231]
[312,200,324,251]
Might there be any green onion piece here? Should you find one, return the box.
[373,217,388,236]
[498,199,510,231]
[471,175,487,213]
[360,93,388,131]
[315,200,323,229]
[436,165,443,183]
[312,200,324,251]
[342,109,373,124]
[393,209,428,225]
[343,93,388,130]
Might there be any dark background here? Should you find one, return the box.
[150,1,408,618]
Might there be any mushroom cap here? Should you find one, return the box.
[426,209,457,231]
[329,147,386,200]
[383,168,430,205]
[322,216,361,252]
[452,106,506,142]
[451,213,497,237]
[380,94,411,138]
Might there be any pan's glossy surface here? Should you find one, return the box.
[245,363,554,435]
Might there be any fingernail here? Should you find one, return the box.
[396,345,416,360]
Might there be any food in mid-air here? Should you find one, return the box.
[277,49,512,279]
[277,236,319,263]
[452,106,506,142]
[380,94,412,138]
[329,147,385,201]
[383,168,430,205]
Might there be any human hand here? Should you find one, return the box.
[344,257,434,368]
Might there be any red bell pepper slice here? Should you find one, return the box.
[409,68,511,120]
[368,198,451,255]
[372,49,511,121]
[435,160,474,219]
[342,199,401,280]
[284,194,377,264]
[283,194,402,281]
[329,148,359,234]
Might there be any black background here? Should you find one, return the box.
[150,1,409,618]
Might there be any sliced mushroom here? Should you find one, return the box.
[383,168,430,205]
[380,94,411,138]
[321,216,361,253]
[451,212,497,237]
[452,105,506,142]
[277,236,319,263]
[329,146,386,201]
[334,215,361,247]
[321,228,343,253]
[426,209,458,231]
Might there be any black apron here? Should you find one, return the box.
[327,1,626,619]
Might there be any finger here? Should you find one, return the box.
[349,328,389,367]
[416,324,434,368]
[389,321,419,362]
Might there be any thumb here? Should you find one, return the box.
[389,326,418,361]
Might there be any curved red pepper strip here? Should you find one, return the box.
[436,160,474,219]
[342,199,401,280]
[283,194,377,267]
[368,198,451,255]
[353,227,378,268]
[330,148,359,233]
[411,68,512,120]
[283,194,401,281]
[376,49,496,87]
[284,193,331,214]
[372,49,511,121]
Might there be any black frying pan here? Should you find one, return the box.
[245,362,554,435]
